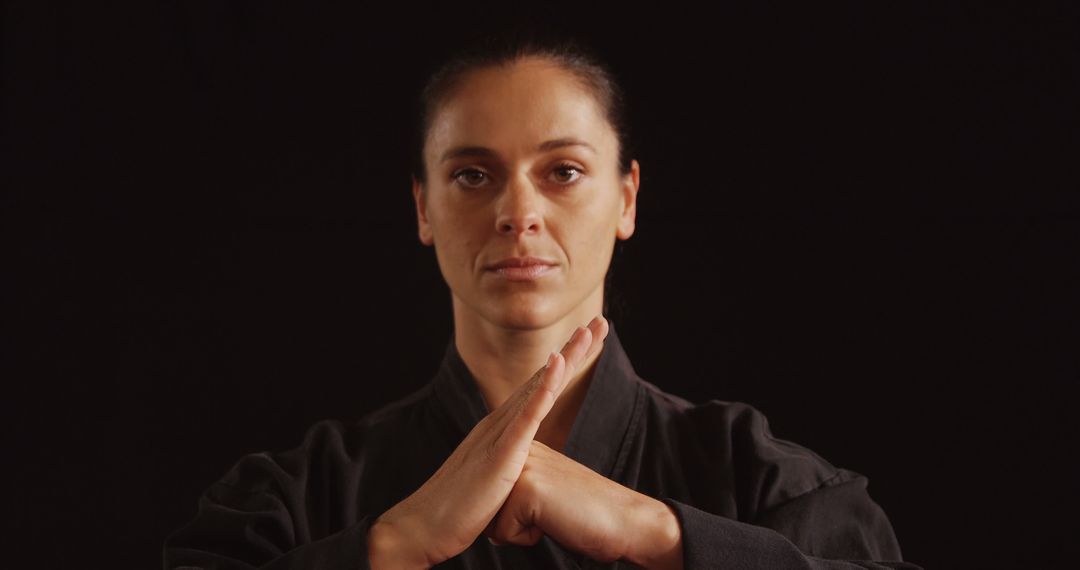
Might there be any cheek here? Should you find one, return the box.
[581,195,621,264]
[562,213,616,272]
[433,211,485,267]
[575,190,621,237]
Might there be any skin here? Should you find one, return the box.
[415,58,637,442]
[368,57,682,569]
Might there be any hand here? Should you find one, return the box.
[368,315,611,569]
[482,441,684,569]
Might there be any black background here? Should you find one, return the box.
[5,2,1077,568]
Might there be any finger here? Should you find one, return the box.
[497,351,566,448]
[498,525,541,547]
[479,321,598,463]
[491,324,587,422]
[487,346,563,427]
[491,493,545,547]
[581,315,610,363]
[484,322,593,433]
[559,326,593,380]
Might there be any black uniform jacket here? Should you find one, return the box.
[164,321,920,569]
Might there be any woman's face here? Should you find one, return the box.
[413,57,639,331]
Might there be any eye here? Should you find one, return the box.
[451,167,490,188]
[550,163,584,185]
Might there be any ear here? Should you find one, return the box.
[616,159,640,240]
[412,175,434,246]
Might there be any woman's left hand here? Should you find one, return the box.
[482,440,684,570]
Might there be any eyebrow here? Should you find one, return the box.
[439,137,598,163]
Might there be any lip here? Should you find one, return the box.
[485,256,559,281]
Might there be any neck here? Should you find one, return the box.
[450,290,605,451]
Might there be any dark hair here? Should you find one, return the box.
[410,30,634,186]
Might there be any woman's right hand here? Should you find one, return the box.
[367,315,610,569]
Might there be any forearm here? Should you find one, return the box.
[623,496,684,570]
[367,518,431,570]
[658,498,921,570]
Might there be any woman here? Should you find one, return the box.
[164,33,918,569]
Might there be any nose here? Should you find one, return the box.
[495,173,542,237]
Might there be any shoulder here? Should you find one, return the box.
[636,378,845,517]
[168,385,437,550]
[213,383,435,494]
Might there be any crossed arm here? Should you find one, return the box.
[165,439,919,570]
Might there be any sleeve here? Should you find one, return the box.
[163,481,378,570]
[661,472,922,570]
[163,420,381,570]
[659,402,922,569]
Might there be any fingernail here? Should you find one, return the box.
[546,351,557,367]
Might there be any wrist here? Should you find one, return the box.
[367,516,430,570]
[624,497,683,570]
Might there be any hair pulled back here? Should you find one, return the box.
[411,30,633,186]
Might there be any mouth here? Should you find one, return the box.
[484,256,559,281]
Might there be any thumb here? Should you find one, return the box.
[485,496,545,547]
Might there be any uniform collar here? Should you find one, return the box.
[430,320,645,479]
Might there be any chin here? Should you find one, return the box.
[487,295,559,331]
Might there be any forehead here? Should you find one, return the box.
[426,58,615,159]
